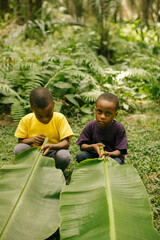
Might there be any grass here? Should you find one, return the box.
[0,125,17,167]
[0,108,160,233]
[123,113,160,231]
[68,109,160,232]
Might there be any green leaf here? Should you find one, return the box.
[122,102,129,110]
[60,158,160,240]
[54,100,63,112]
[54,82,72,89]
[80,90,103,103]
[11,99,26,123]
[0,148,65,240]
[0,84,22,101]
[0,96,15,104]
[80,107,92,114]
[65,94,80,107]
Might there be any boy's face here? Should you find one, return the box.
[31,101,54,124]
[95,99,118,129]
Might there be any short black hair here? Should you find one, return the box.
[30,87,53,108]
[96,92,119,110]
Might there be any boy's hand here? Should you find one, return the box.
[41,138,70,156]
[41,144,52,156]
[92,143,105,157]
[33,134,46,146]
[99,149,121,159]
[99,151,110,159]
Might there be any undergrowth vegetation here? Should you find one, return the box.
[0,20,160,122]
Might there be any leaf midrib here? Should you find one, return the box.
[104,159,116,240]
[0,150,42,238]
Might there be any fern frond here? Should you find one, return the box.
[11,99,26,123]
[0,83,22,100]
[63,68,86,79]
[80,90,104,103]
[104,68,120,74]
[116,68,150,82]
[45,67,92,88]
[75,56,106,76]
[44,67,64,87]
[4,23,26,45]
[79,75,101,92]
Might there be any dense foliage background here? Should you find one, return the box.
[0,0,160,235]
[0,0,160,121]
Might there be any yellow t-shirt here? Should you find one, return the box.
[14,112,74,148]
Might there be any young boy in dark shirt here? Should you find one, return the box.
[76,92,128,164]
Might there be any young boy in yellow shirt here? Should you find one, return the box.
[14,87,74,171]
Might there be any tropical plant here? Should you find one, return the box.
[0,27,149,122]
[60,156,160,239]
[0,20,160,123]
[64,0,87,23]
[0,146,65,240]
[104,21,160,101]
[88,0,120,58]
[0,33,108,121]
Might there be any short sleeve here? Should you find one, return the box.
[76,123,92,146]
[115,126,128,154]
[14,118,28,139]
[58,115,74,140]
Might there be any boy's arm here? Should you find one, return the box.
[18,134,46,146]
[81,144,122,158]
[41,137,70,156]
[80,143,105,157]
[100,149,122,158]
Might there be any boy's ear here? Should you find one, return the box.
[30,106,33,112]
[114,111,118,118]
[52,100,55,109]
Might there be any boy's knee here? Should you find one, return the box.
[54,149,71,171]
[113,157,124,165]
[14,143,31,156]
[76,151,87,163]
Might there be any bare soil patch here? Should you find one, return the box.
[125,114,148,124]
[0,114,14,126]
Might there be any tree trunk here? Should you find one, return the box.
[16,0,43,22]
[15,0,25,24]
[32,0,43,19]
[157,0,160,22]
[0,0,9,17]
[141,0,152,24]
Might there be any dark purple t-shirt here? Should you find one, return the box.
[76,120,128,161]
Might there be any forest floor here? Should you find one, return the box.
[0,114,13,126]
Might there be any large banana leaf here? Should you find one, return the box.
[60,158,160,240]
[0,148,65,240]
